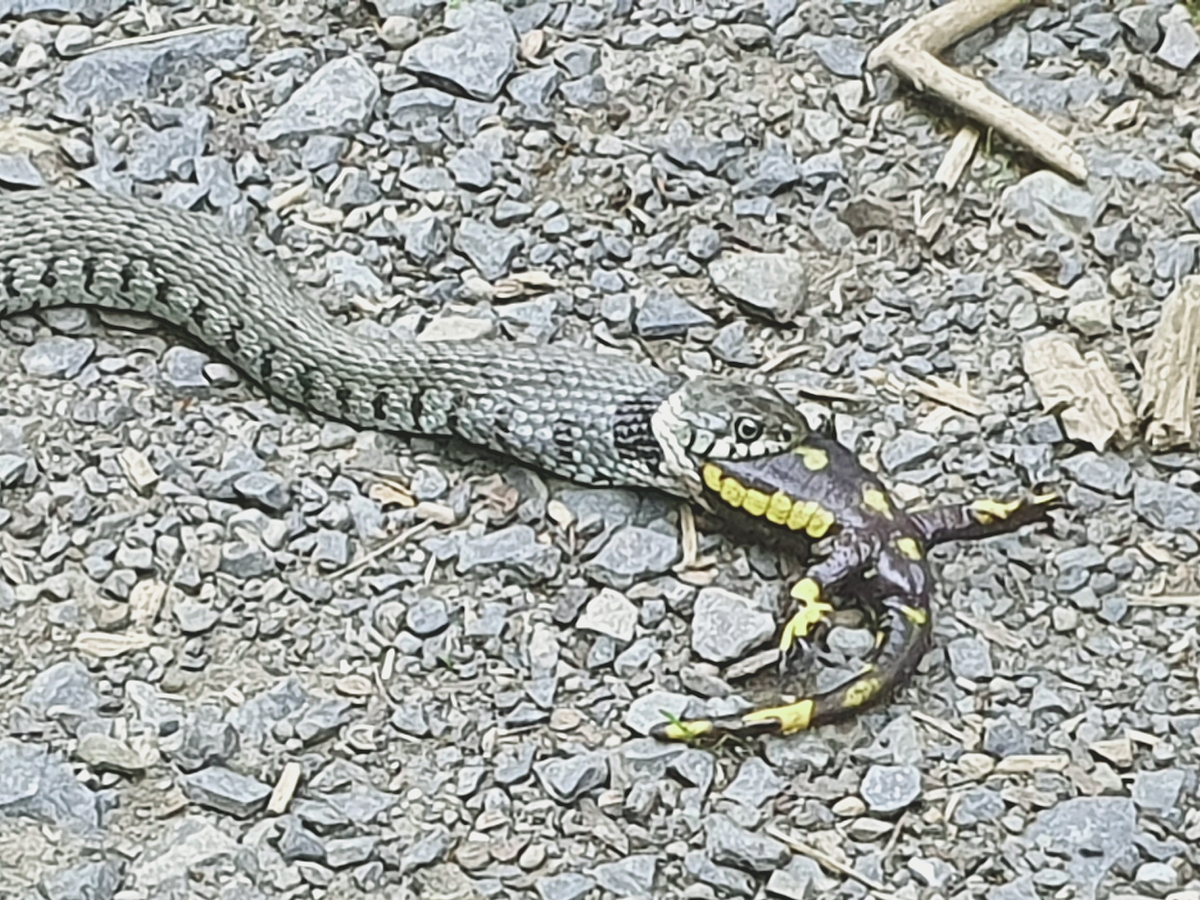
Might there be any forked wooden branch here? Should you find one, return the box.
[867,0,1089,182]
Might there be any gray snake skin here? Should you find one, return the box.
[0,188,809,498]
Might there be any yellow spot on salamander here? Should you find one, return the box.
[842,678,881,708]
[901,605,928,625]
[861,485,894,520]
[743,698,815,735]
[787,501,816,531]
[806,505,835,538]
[781,578,832,649]
[971,497,1022,523]
[720,476,746,508]
[895,536,922,560]
[794,446,829,471]
[659,719,713,741]
[765,492,792,525]
[791,577,821,604]
[702,463,724,492]
[742,488,769,517]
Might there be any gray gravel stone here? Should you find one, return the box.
[39,859,124,900]
[634,287,715,337]
[58,26,249,117]
[0,152,45,187]
[576,588,638,643]
[21,659,100,719]
[1132,477,1200,531]
[534,751,608,803]
[947,636,994,681]
[402,1,516,102]
[860,764,922,814]
[592,855,656,895]
[20,336,94,379]
[880,431,939,473]
[1132,768,1188,816]
[1156,5,1200,70]
[180,766,271,818]
[454,217,522,279]
[705,814,790,873]
[1026,798,1135,900]
[406,594,450,636]
[685,850,756,897]
[953,787,1006,826]
[233,471,290,512]
[690,586,774,664]
[709,251,807,323]
[537,872,595,900]
[808,35,866,77]
[1001,170,1108,239]
[129,816,241,889]
[1061,452,1132,495]
[0,738,100,831]
[260,54,380,142]
[585,525,680,589]
[721,757,784,807]
[457,523,561,583]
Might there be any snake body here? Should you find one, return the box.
[0,189,807,496]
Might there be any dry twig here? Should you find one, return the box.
[868,0,1088,182]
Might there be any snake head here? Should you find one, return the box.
[651,376,810,495]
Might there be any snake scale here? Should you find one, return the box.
[0,188,811,499]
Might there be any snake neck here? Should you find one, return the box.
[0,188,694,494]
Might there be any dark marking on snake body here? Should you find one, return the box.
[410,391,424,427]
[119,261,136,293]
[39,258,58,288]
[373,391,388,420]
[613,398,664,466]
[337,387,351,416]
[82,258,97,294]
[3,268,17,299]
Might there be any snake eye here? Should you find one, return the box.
[734,416,763,444]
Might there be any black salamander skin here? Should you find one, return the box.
[651,434,1061,742]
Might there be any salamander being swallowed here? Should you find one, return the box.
[651,434,1061,742]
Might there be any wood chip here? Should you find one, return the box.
[73,631,155,658]
[993,754,1069,775]
[905,374,990,417]
[934,125,979,189]
[1013,269,1070,300]
[267,761,303,815]
[955,612,1023,650]
[334,674,375,698]
[118,446,159,491]
[547,499,574,529]
[1022,334,1137,451]
[414,501,457,525]
[369,481,415,508]
[1088,737,1133,767]
[128,580,167,628]
[1136,275,1200,450]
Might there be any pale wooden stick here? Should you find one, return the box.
[868,0,1088,182]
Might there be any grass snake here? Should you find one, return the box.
[0,188,813,500]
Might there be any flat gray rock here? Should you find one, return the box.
[401,1,516,102]
[259,55,380,142]
[58,26,249,117]
[709,251,808,323]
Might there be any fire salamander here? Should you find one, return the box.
[651,434,1061,742]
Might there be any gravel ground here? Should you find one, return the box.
[1,0,1199,898]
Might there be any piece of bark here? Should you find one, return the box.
[1137,275,1200,449]
[868,0,1089,182]
[935,125,980,190]
[1022,334,1136,451]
